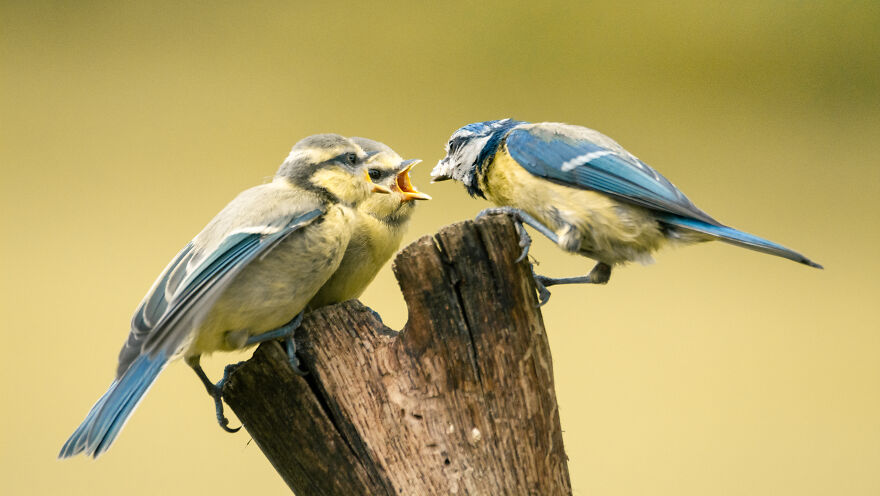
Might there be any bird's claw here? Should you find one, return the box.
[245,313,308,376]
[476,207,534,263]
[533,274,552,306]
[542,265,611,286]
[212,362,245,433]
[513,222,532,263]
[285,336,308,376]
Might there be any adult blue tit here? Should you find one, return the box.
[308,137,431,309]
[432,119,821,301]
[59,134,389,458]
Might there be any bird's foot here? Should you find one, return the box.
[212,362,245,433]
[185,312,307,433]
[531,266,553,307]
[532,263,612,304]
[186,356,241,433]
[535,262,612,288]
[246,312,307,376]
[476,207,559,263]
[282,334,307,376]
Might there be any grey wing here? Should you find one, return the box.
[121,241,195,375]
[117,207,324,376]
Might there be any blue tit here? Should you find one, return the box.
[308,137,431,309]
[432,119,821,301]
[59,134,389,458]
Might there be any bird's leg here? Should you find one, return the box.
[185,312,308,434]
[475,208,611,302]
[244,311,307,376]
[476,207,560,263]
[185,355,241,433]
[477,207,588,305]
[535,262,612,290]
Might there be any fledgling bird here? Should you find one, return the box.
[59,134,390,458]
[432,119,821,301]
[308,137,431,309]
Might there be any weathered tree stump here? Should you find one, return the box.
[222,214,572,495]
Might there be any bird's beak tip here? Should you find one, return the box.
[430,159,453,183]
[399,158,422,170]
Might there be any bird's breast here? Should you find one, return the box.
[188,206,354,355]
[307,212,406,309]
[483,150,667,265]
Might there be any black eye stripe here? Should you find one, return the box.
[328,152,359,166]
[368,169,395,181]
[449,136,467,152]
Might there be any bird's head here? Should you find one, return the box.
[431,119,524,197]
[276,134,390,206]
[350,137,431,224]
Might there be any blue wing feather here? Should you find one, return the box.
[61,207,325,458]
[59,352,167,458]
[659,214,823,268]
[505,126,720,225]
[138,207,324,361]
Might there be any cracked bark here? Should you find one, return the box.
[221,214,572,495]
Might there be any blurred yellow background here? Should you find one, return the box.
[2,1,878,494]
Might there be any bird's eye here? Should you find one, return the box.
[344,153,358,165]
[368,169,382,182]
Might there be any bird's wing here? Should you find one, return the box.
[118,196,324,376]
[504,123,720,225]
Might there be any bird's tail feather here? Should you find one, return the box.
[660,214,823,269]
[59,352,167,458]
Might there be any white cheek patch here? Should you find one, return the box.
[453,135,492,186]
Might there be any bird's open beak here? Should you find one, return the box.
[395,159,432,201]
[364,169,392,194]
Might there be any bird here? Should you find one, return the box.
[59,134,391,458]
[307,137,431,309]
[431,119,822,302]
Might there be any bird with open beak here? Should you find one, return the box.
[60,134,392,458]
[308,137,431,309]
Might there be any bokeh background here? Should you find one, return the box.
[2,1,878,494]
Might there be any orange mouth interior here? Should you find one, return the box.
[395,165,431,201]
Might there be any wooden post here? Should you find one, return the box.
[221,214,572,495]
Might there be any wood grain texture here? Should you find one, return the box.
[222,214,572,495]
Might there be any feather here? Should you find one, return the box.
[505,124,720,225]
[58,352,167,458]
[659,214,823,268]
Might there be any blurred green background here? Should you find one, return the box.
[2,1,878,494]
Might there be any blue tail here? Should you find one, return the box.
[660,214,823,269]
[59,352,167,458]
